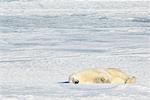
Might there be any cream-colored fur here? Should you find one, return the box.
[106,68,136,84]
[69,68,136,84]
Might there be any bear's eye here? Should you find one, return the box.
[74,80,79,84]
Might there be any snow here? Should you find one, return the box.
[0,0,150,100]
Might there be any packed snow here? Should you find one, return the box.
[0,0,150,100]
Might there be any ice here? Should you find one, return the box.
[0,0,150,100]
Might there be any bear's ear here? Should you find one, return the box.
[125,76,136,84]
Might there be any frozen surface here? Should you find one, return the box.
[0,0,150,100]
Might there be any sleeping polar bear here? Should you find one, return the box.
[69,68,136,84]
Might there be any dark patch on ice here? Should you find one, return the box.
[70,14,88,17]
[52,48,107,53]
[32,15,60,19]
[66,38,88,42]
[0,59,31,63]
[13,43,41,46]
[132,17,150,23]
[98,16,108,20]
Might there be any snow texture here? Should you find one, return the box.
[0,0,150,100]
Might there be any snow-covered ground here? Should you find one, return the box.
[0,0,150,100]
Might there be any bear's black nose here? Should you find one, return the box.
[74,80,79,84]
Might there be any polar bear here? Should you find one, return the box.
[69,68,136,84]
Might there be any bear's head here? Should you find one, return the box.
[69,73,79,84]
